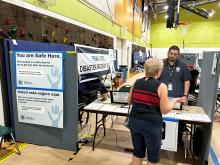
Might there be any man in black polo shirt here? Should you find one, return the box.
[159,45,191,146]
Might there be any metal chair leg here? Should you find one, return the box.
[184,133,188,159]
[0,137,3,149]
[10,133,20,155]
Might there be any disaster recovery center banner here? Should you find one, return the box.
[76,44,111,83]
[15,51,64,128]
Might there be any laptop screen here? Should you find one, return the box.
[110,91,129,104]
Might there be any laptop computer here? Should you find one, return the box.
[110,91,129,105]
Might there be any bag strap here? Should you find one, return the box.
[127,104,131,116]
[124,104,131,122]
[125,80,136,120]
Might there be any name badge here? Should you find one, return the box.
[176,66,180,72]
[168,83,172,91]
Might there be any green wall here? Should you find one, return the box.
[25,0,147,47]
[150,2,220,48]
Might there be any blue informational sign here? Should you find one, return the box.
[14,51,64,91]
[9,40,70,128]
[14,51,65,128]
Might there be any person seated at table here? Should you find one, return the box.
[188,69,199,106]
[189,69,199,94]
[128,58,182,165]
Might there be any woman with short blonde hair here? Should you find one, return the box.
[144,58,164,78]
[128,58,182,165]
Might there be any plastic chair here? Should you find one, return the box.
[118,85,132,92]
[183,125,192,159]
[0,125,20,155]
[188,93,198,106]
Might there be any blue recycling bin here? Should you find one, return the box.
[119,65,128,82]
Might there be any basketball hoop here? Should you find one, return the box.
[178,22,190,35]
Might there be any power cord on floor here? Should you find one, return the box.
[80,113,132,151]
[79,113,112,143]
[111,116,133,151]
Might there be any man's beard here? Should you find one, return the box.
[168,58,176,62]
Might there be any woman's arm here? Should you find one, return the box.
[157,83,181,114]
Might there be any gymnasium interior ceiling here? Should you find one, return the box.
[145,0,218,14]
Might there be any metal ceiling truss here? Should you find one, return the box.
[144,0,217,14]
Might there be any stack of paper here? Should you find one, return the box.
[162,112,175,118]
[191,114,211,122]
[85,102,104,110]
[100,104,118,112]
[174,113,192,121]
[114,107,128,114]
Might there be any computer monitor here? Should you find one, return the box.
[110,91,129,104]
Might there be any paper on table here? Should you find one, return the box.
[174,113,192,120]
[114,107,128,114]
[121,105,129,108]
[85,102,104,110]
[100,104,118,112]
[191,114,211,122]
[162,112,175,118]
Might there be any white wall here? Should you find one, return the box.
[121,40,132,69]
[121,40,127,66]
[152,48,220,59]
[152,48,168,59]
[79,0,114,20]
[127,41,132,69]
[218,77,220,88]
[116,38,123,67]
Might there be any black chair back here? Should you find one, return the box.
[118,85,132,92]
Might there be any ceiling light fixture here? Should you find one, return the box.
[144,6,148,11]
[164,5,168,10]
[208,10,215,17]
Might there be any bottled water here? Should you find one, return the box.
[97,91,101,102]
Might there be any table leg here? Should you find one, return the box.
[85,112,90,124]
[190,124,192,155]
[192,124,196,165]
[0,137,3,149]
[92,113,108,150]
[92,113,98,151]
[103,114,107,136]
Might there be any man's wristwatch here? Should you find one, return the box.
[183,94,188,97]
